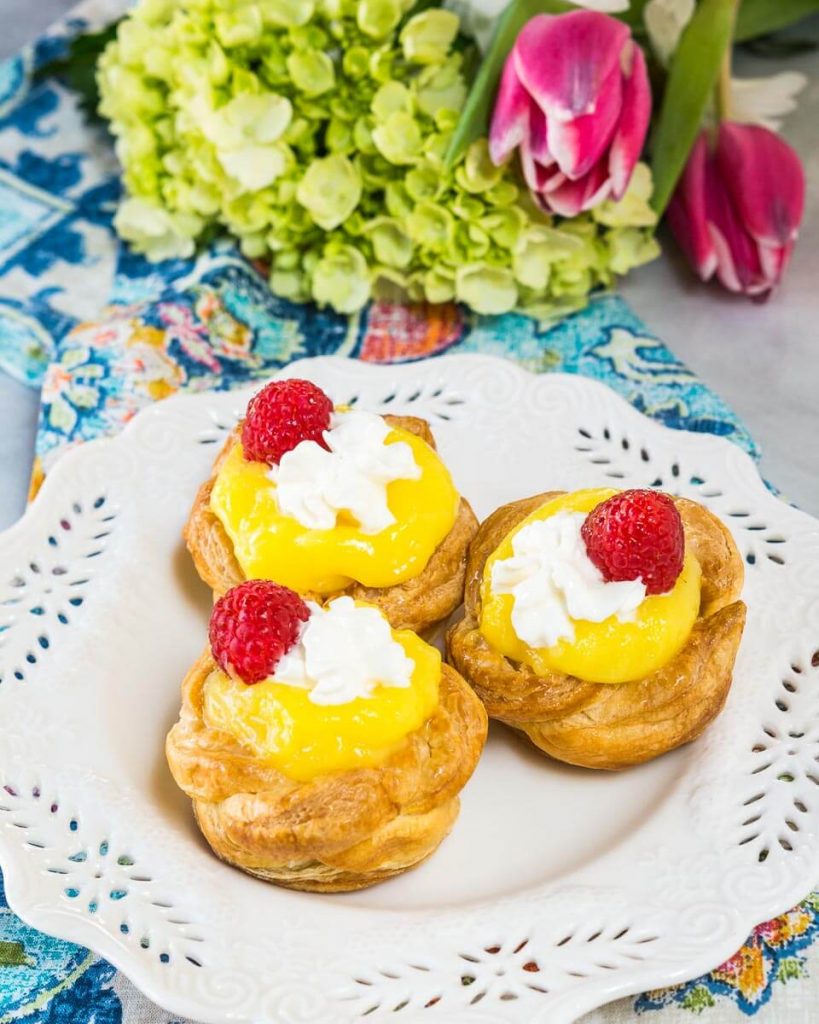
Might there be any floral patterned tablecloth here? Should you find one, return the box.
[0,3,817,1022]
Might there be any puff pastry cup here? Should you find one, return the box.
[166,650,488,892]
[447,492,746,770]
[184,414,478,634]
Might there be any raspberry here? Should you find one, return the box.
[581,489,684,595]
[241,378,333,465]
[209,580,310,684]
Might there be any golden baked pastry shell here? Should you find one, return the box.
[166,653,488,892]
[447,492,747,770]
[184,415,478,633]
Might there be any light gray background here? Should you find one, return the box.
[0,3,817,531]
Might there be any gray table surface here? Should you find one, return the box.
[0,3,817,532]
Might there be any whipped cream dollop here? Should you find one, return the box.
[268,410,421,534]
[490,511,647,648]
[273,596,414,705]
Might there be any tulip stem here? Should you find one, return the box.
[716,52,732,120]
[715,0,742,122]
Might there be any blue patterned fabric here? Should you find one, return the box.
[35,244,758,472]
[2,6,817,1024]
[0,11,119,387]
[0,872,123,1023]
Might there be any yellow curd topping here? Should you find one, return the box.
[209,423,459,594]
[202,626,441,782]
[480,489,702,684]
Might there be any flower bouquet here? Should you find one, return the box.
[65,0,812,318]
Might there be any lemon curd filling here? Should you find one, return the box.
[480,489,702,684]
[209,425,459,594]
[202,629,441,781]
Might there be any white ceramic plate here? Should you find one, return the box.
[1,354,818,1024]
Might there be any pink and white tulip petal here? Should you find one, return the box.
[489,57,533,165]
[520,142,562,193]
[527,104,551,165]
[542,160,612,216]
[488,9,651,214]
[667,124,805,297]
[531,65,623,179]
[666,134,718,282]
[717,122,805,251]
[608,43,652,198]
[703,153,766,295]
[514,12,629,118]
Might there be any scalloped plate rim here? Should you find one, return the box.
[0,353,817,1024]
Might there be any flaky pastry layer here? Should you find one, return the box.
[166,654,487,891]
[447,492,746,770]
[184,415,478,633]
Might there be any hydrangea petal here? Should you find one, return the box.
[219,144,289,192]
[114,197,199,261]
[296,153,362,229]
[223,93,293,143]
[357,0,402,39]
[364,217,414,268]
[400,10,459,64]
[286,50,335,96]
[372,111,424,165]
[312,245,371,312]
[455,263,518,314]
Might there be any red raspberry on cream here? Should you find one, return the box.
[241,378,333,465]
[209,580,310,684]
[581,489,684,595]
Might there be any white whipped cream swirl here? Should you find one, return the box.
[490,511,646,648]
[274,597,414,705]
[267,409,420,534]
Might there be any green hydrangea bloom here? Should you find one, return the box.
[99,0,659,316]
[372,111,423,165]
[296,153,362,229]
[363,217,413,268]
[456,139,503,194]
[400,10,459,65]
[456,264,518,315]
[287,50,335,95]
[357,0,403,40]
[312,245,371,312]
[114,197,202,261]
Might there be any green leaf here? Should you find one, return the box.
[735,0,819,42]
[444,0,578,168]
[34,21,122,120]
[650,0,736,216]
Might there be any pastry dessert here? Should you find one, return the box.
[185,378,478,633]
[448,488,746,769]
[166,580,487,891]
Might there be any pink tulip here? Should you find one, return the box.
[667,123,805,298]
[489,10,651,217]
